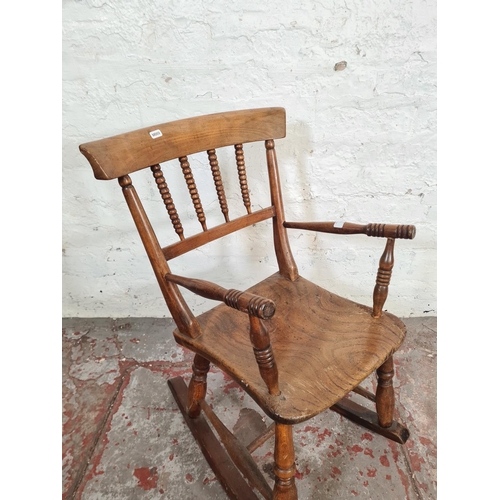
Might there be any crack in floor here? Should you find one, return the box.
[401,440,425,500]
[65,366,134,500]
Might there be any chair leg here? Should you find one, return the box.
[187,354,210,418]
[376,355,395,428]
[273,423,298,500]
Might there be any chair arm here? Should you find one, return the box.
[284,221,416,240]
[165,273,280,394]
[164,273,276,320]
[284,220,416,318]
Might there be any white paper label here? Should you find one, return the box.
[333,221,345,228]
[149,129,162,139]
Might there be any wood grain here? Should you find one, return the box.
[173,272,406,424]
[80,107,286,180]
[249,315,280,396]
[273,424,298,500]
[265,140,298,281]
[331,397,409,444]
[80,106,415,500]
[161,207,275,260]
[199,400,273,500]
[117,175,201,338]
[168,377,261,500]
[164,273,276,320]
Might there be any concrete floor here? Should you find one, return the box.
[62,316,436,500]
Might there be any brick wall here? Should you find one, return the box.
[63,0,436,317]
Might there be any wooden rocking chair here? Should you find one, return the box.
[79,107,415,499]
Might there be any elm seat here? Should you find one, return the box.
[175,272,406,424]
[79,107,416,500]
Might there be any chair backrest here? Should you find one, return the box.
[80,107,298,338]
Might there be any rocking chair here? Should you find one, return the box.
[79,107,415,499]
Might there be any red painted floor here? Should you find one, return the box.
[62,317,436,499]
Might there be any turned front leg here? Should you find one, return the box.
[187,354,210,418]
[376,356,395,428]
[273,423,298,500]
[372,238,395,318]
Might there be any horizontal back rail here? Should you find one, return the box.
[162,207,275,260]
[79,107,286,180]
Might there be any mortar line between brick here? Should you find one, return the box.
[65,365,136,500]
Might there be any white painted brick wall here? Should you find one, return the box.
[62,0,436,318]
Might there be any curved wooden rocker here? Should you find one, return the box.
[80,107,415,499]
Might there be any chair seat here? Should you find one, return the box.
[173,273,406,424]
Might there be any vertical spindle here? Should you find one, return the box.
[179,155,207,231]
[150,164,184,240]
[235,144,252,214]
[207,149,230,222]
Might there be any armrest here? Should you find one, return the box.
[165,272,280,395]
[284,221,416,240]
[284,220,416,319]
[164,273,276,320]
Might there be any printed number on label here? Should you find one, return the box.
[149,129,162,139]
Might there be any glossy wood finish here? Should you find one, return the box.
[174,272,406,424]
[80,107,286,180]
[284,221,416,240]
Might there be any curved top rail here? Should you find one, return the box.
[79,107,286,180]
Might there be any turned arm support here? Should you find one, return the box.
[372,238,395,318]
[164,273,276,320]
[284,221,416,240]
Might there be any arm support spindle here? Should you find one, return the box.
[372,238,395,318]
